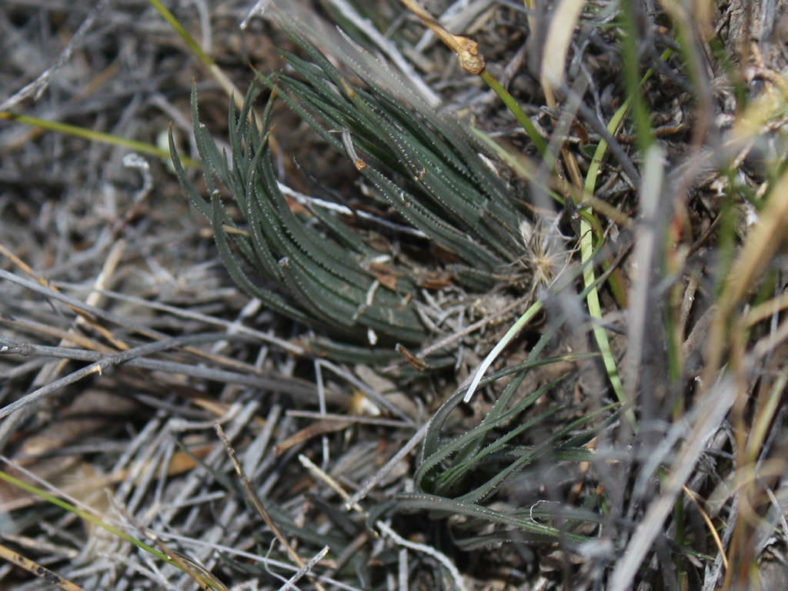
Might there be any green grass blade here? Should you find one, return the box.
[1,111,197,167]
[0,469,170,564]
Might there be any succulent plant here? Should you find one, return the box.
[170,27,530,360]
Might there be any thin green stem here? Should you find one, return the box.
[0,111,198,167]
[147,0,246,114]
[480,69,547,155]
[579,48,673,430]
[0,469,170,564]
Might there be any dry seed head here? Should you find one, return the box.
[518,218,569,289]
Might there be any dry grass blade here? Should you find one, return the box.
[215,425,328,591]
[0,542,84,591]
[621,145,665,421]
[703,166,788,386]
[0,332,271,421]
[541,0,586,90]
[0,0,107,112]
[611,374,740,591]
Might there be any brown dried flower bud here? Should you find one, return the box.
[455,36,485,75]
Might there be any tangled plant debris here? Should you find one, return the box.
[0,1,786,590]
